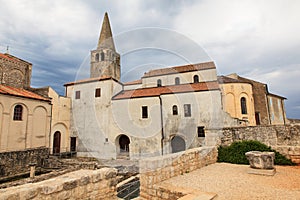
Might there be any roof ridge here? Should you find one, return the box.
[143,61,216,78]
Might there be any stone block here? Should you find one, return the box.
[247,168,276,176]
[104,168,117,179]
[91,173,103,183]
[79,175,91,186]
[19,187,40,200]
[63,179,78,190]
[41,181,63,194]
[56,190,72,200]
[245,151,275,169]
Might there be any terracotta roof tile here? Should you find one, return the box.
[0,53,32,65]
[124,79,142,85]
[64,75,119,86]
[113,81,219,100]
[143,62,216,78]
[0,84,50,101]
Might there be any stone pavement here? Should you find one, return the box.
[162,163,300,200]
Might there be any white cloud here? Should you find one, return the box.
[0,0,299,118]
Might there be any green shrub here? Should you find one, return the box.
[217,140,295,165]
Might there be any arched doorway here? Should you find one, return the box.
[119,135,130,152]
[171,136,186,153]
[117,134,130,159]
[53,131,61,154]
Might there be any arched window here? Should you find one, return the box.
[13,105,23,121]
[175,77,180,85]
[157,79,162,87]
[95,53,99,62]
[172,105,178,115]
[193,75,199,83]
[100,52,105,61]
[241,97,247,114]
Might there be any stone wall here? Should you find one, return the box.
[139,146,217,199]
[221,125,300,163]
[0,53,32,88]
[235,75,270,125]
[0,167,118,200]
[0,147,49,178]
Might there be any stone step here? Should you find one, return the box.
[178,193,217,200]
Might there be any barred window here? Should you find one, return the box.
[241,97,247,114]
[13,105,23,121]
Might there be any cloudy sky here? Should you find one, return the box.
[0,0,299,118]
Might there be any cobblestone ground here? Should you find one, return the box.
[163,163,300,200]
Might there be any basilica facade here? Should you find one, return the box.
[64,13,287,160]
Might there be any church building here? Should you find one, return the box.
[0,53,52,153]
[65,13,240,159]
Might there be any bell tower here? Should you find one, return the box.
[90,12,120,80]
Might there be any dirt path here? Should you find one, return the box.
[163,163,300,200]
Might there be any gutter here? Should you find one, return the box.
[159,95,164,155]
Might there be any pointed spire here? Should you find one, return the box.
[97,12,115,50]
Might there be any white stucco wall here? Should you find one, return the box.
[112,97,163,158]
[123,83,142,90]
[66,68,237,159]
[67,79,123,159]
[142,68,218,88]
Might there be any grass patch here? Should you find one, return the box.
[217,140,295,165]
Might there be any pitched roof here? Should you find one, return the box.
[64,75,121,86]
[217,76,249,84]
[0,84,50,101]
[142,62,216,78]
[267,93,286,100]
[113,81,219,100]
[0,53,32,65]
[124,79,142,85]
[98,12,115,50]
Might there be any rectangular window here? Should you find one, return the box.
[95,88,101,97]
[142,106,148,118]
[184,104,191,117]
[75,91,80,99]
[197,126,205,137]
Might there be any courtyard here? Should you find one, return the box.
[162,162,300,200]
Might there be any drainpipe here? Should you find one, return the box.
[281,99,286,125]
[159,95,164,155]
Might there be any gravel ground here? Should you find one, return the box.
[163,163,300,200]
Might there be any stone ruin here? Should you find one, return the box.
[245,151,276,176]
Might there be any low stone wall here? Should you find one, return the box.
[0,147,49,178]
[139,146,217,199]
[221,125,300,163]
[0,167,118,200]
